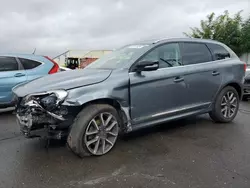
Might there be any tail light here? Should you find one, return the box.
[243,62,247,72]
[44,56,59,74]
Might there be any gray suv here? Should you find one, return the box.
[13,38,246,157]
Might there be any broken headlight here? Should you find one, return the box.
[39,90,68,111]
[49,90,68,102]
[41,94,58,111]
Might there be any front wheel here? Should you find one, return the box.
[67,104,120,157]
[209,86,239,123]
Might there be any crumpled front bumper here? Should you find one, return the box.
[15,98,70,139]
[16,113,48,138]
[16,113,68,139]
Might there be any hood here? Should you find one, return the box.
[13,68,112,97]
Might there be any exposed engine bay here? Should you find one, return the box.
[15,90,78,139]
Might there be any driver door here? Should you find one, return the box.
[129,43,188,124]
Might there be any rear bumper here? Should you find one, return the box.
[0,93,19,108]
[0,100,16,108]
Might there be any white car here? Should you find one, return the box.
[59,67,72,71]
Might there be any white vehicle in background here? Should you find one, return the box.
[59,66,72,71]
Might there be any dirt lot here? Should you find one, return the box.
[0,103,250,188]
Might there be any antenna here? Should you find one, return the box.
[32,48,36,54]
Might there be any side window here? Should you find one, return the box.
[19,58,41,70]
[140,43,181,68]
[181,43,212,65]
[0,57,18,72]
[206,43,230,60]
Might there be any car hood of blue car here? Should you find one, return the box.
[13,68,112,97]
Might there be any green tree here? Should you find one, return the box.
[184,11,249,56]
[241,15,250,53]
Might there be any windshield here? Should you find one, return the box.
[86,44,151,69]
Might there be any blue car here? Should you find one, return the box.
[0,54,59,108]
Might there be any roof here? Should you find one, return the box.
[134,37,222,45]
[0,53,44,57]
[0,53,48,62]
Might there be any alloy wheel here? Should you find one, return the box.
[220,91,238,118]
[84,112,119,155]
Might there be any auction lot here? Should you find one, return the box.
[0,103,250,188]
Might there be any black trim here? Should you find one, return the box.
[15,57,24,70]
[205,43,215,61]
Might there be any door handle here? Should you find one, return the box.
[14,73,26,77]
[212,71,220,76]
[174,76,184,83]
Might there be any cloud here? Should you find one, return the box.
[0,0,249,57]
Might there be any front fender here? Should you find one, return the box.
[62,71,132,131]
[63,84,129,107]
[63,87,132,132]
[63,89,111,106]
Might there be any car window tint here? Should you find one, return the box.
[140,43,181,68]
[19,58,41,70]
[206,43,230,60]
[181,43,212,65]
[0,57,18,72]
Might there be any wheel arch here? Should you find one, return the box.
[223,82,242,99]
[80,98,121,109]
[77,98,131,132]
[209,81,241,123]
[211,82,242,107]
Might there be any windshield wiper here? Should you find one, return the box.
[160,58,173,67]
[160,58,182,66]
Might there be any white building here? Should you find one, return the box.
[53,50,112,66]
[240,53,250,64]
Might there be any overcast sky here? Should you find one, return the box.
[0,0,249,57]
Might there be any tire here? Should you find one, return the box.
[67,104,121,157]
[209,86,239,123]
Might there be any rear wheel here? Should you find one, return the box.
[67,104,120,157]
[209,86,239,123]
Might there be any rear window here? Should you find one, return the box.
[0,57,18,72]
[206,43,230,60]
[181,42,212,65]
[19,58,41,70]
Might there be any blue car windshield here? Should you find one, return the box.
[86,44,151,69]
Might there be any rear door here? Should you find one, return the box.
[17,57,44,82]
[0,56,26,104]
[180,42,222,108]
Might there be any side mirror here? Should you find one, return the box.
[136,61,159,72]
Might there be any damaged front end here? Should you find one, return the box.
[16,90,77,139]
